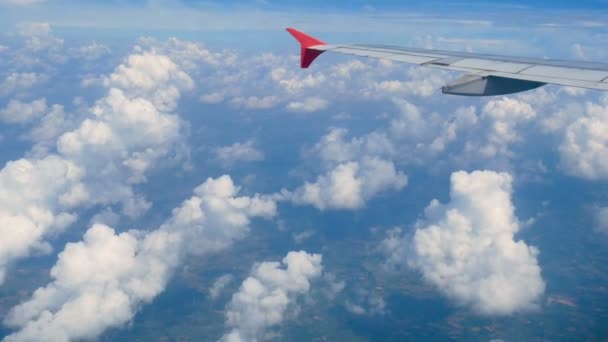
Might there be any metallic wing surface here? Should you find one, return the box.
[286,27,608,96]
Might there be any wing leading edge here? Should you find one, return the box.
[286,27,608,96]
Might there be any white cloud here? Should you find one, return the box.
[165,175,277,256]
[345,290,386,316]
[200,92,225,104]
[231,95,279,110]
[272,67,327,94]
[312,128,395,165]
[222,251,323,341]
[72,42,111,60]
[136,37,227,70]
[367,68,445,98]
[367,293,386,315]
[321,273,345,300]
[209,274,235,300]
[16,22,64,52]
[477,97,536,158]
[284,123,407,211]
[0,50,194,285]
[559,98,608,180]
[0,98,47,124]
[60,51,193,200]
[345,301,366,315]
[89,208,120,227]
[280,84,546,213]
[0,72,45,96]
[3,224,180,342]
[379,96,539,167]
[383,99,480,163]
[283,125,407,210]
[4,175,277,341]
[382,170,545,315]
[286,97,328,113]
[26,104,70,148]
[0,156,83,285]
[214,140,264,167]
[292,230,315,244]
[289,158,407,210]
[331,59,368,78]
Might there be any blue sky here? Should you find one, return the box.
[2,0,608,33]
[0,0,607,341]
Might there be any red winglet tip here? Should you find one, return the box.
[286,27,326,47]
[286,27,326,68]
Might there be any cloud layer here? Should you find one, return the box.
[0,49,193,286]
[4,175,277,341]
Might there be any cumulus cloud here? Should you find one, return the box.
[200,92,225,104]
[286,97,328,113]
[188,51,448,120]
[0,98,47,123]
[345,301,366,315]
[279,83,550,213]
[0,50,193,285]
[4,175,277,341]
[272,67,327,94]
[136,37,228,70]
[283,125,406,210]
[0,156,82,285]
[3,224,180,342]
[349,99,478,165]
[321,273,346,300]
[60,51,193,200]
[222,251,323,341]
[26,104,71,148]
[559,98,608,180]
[345,290,386,316]
[209,274,235,300]
[215,140,264,167]
[366,66,447,97]
[292,230,315,244]
[231,95,279,110]
[72,42,111,60]
[289,158,407,210]
[477,97,536,158]
[16,22,64,52]
[387,98,478,158]
[304,93,540,177]
[382,170,545,315]
[164,175,277,255]
[0,72,46,97]
[312,128,396,164]
[362,96,531,168]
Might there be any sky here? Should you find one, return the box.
[0,0,607,341]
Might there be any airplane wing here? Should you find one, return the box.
[286,27,608,96]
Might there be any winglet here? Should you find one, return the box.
[286,28,326,68]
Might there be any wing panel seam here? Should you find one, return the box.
[328,46,446,59]
[515,65,537,74]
